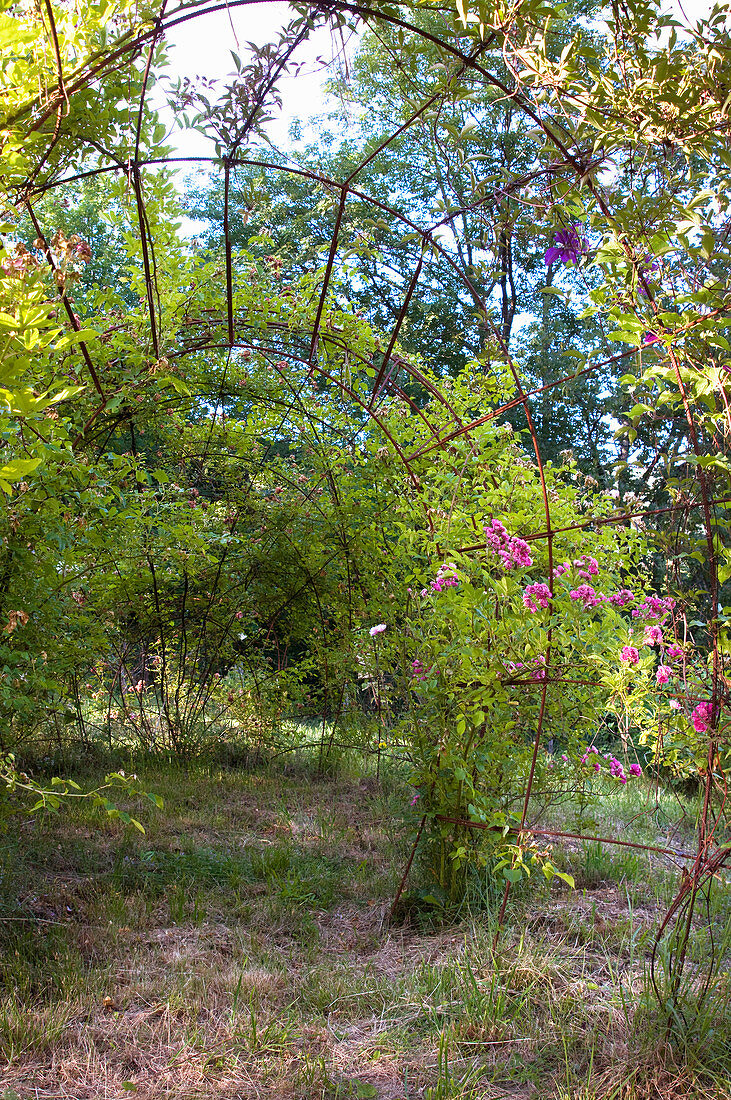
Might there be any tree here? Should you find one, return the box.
[183,1,622,476]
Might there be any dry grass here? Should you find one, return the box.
[0,761,729,1099]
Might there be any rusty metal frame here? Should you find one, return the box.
[14,0,731,1025]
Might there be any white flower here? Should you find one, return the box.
[369,623,387,636]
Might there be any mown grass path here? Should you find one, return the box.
[0,758,728,1099]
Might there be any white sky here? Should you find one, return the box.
[160,3,354,157]
[159,0,721,161]
[669,0,719,20]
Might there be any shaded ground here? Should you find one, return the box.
[0,761,729,1099]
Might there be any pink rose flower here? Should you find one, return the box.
[523,583,553,613]
[691,701,712,733]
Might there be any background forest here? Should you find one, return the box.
[1,0,731,1095]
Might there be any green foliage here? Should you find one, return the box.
[0,4,729,1061]
[0,752,162,831]
[359,398,656,899]
[185,4,618,475]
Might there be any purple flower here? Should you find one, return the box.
[530,655,547,681]
[503,538,533,569]
[575,555,599,579]
[666,644,684,660]
[545,225,588,266]
[609,757,627,782]
[629,762,642,777]
[370,623,387,636]
[569,584,604,609]
[523,583,553,613]
[422,562,459,596]
[411,658,433,682]
[621,645,640,665]
[582,746,607,774]
[644,625,663,647]
[429,562,459,593]
[636,255,659,297]
[484,520,533,570]
[692,701,712,733]
[632,596,675,622]
[656,665,672,685]
[643,331,661,345]
[484,519,508,551]
[607,589,635,607]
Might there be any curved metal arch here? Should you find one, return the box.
[10,0,730,1005]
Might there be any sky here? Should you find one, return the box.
[670,0,719,19]
[160,3,356,158]
[159,0,721,160]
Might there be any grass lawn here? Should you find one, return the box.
[1,749,730,1099]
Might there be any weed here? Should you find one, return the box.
[578,841,644,887]
[0,754,728,1099]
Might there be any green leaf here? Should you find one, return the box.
[48,385,85,405]
[0,457,40,492]
[159,375,191,396]
[55,328,99,349]
[0,458,40,482]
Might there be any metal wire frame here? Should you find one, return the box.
[13,0,731,1017]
